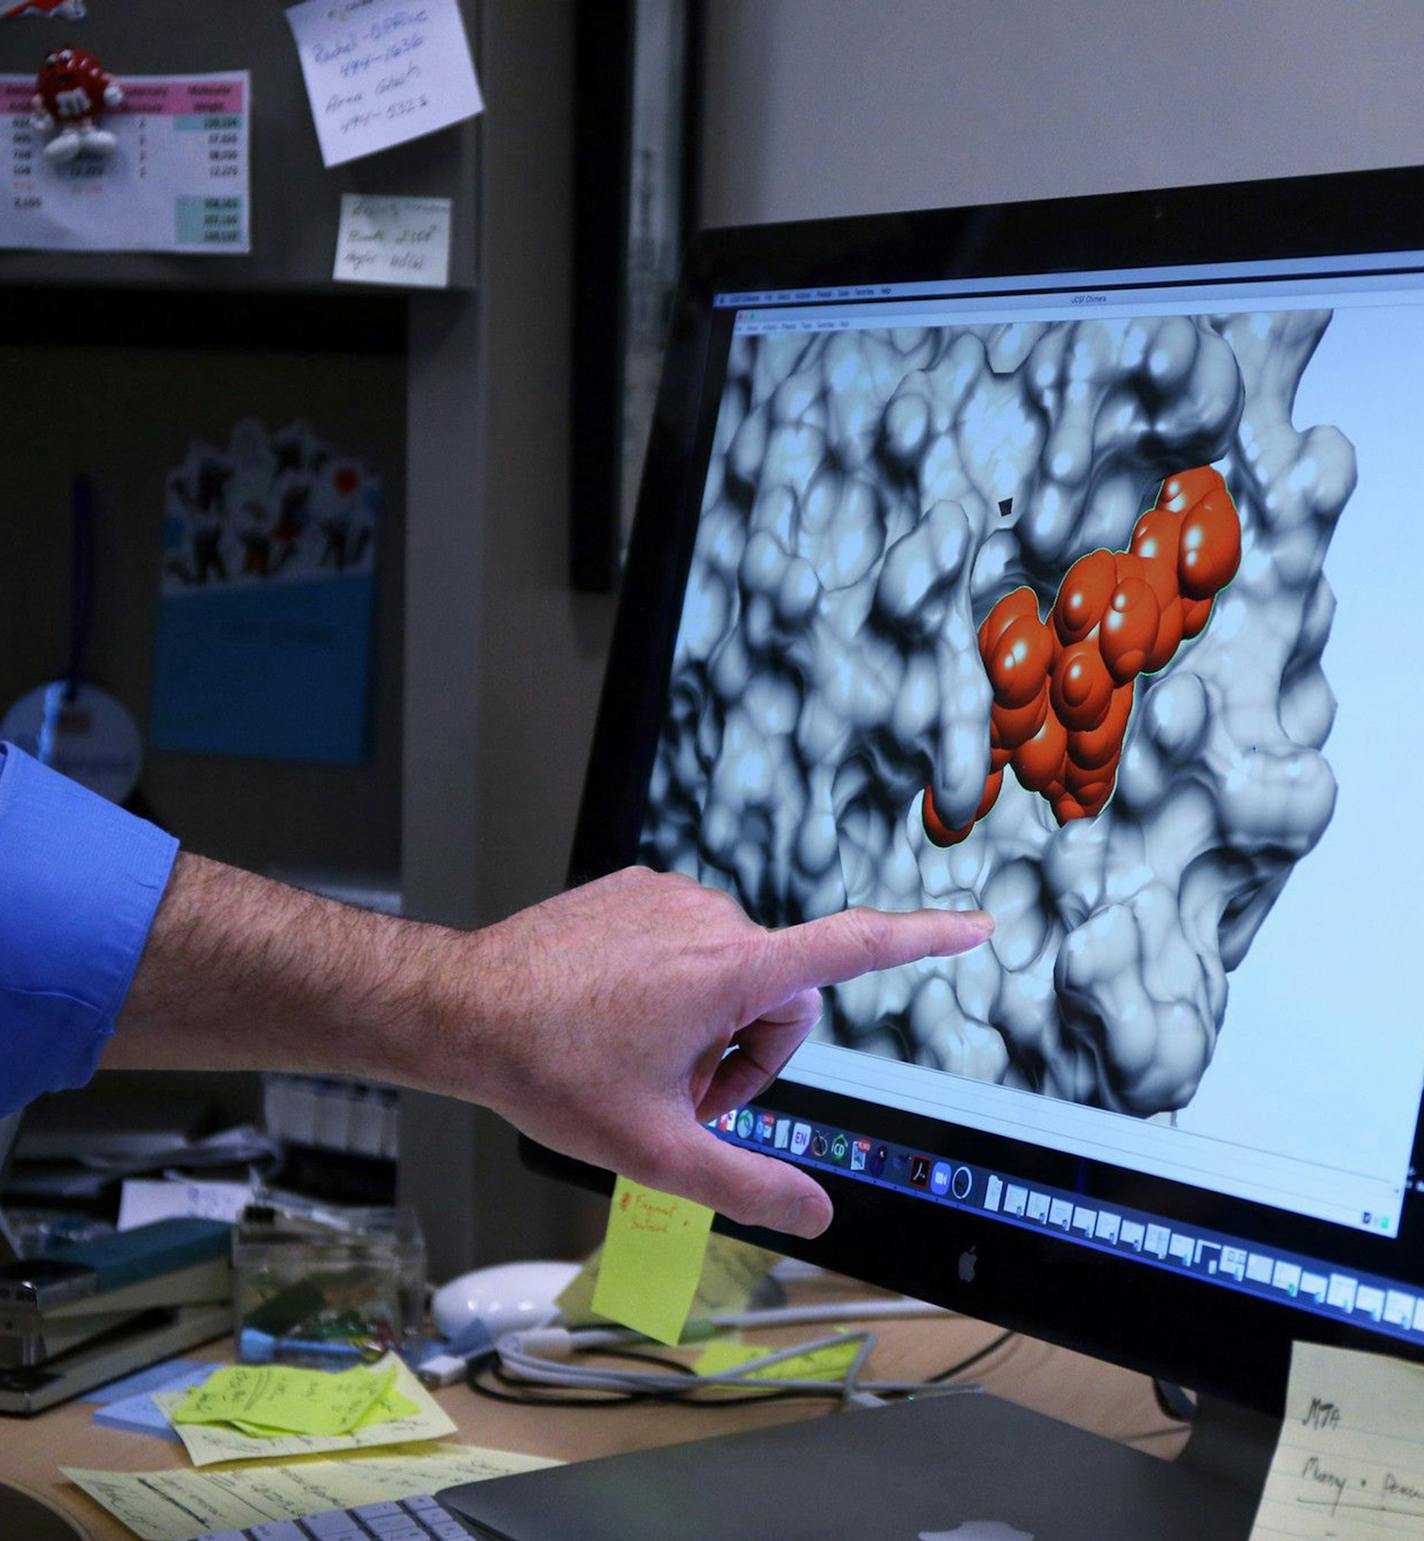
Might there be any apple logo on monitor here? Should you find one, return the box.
[958,1246,977,1283]
[920,1525,1033,1541]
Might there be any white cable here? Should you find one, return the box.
[496,1347,981,1398]
[708,1299,948,1331]
[494,1299,985,1403]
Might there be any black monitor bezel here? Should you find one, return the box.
[535,163,1424,1417]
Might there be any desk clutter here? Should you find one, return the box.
[0,1218,233,1414]
[28,1182,878,1539]
[14,1176,1423,1540]
[0,1195,428,1415]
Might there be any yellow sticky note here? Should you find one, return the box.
[694,1334,860,1384]
[223,1377,419,1439]
[589,1177,714,1346]
[558,1233,779,1327]
[357,1382,419,1426]
[171,1361,392,1436]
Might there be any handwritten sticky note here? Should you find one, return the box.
[170,1361,392,1435]
[334,194,452,288]
[285,0,483,168]
[155,1354,454,1467]
[590,1178,715,1346]
[65,1443,562,1541]
[694,1334,860,1385]
[1249,1340,1424,1537]
[227,1379,417,1438]
[558,1232,780,1327]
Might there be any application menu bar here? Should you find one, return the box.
[714,1105,1423,1348]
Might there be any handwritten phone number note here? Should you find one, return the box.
[284,0,483,168]
[334,193,451,287]
[1250,1340,1424,1537]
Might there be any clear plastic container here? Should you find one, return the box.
[232,1205,425,1367]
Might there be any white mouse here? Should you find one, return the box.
[432,1259,583,1339]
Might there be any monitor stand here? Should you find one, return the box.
[439,1386,1274,1540]
[1177,1388,1281,1499]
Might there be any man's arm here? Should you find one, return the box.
[107,855,992,1239]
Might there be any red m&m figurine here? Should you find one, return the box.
[32,46,123,163]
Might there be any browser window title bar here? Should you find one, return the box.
[712,248,1424,309]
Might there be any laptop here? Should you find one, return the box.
[189,1392,1258,1539]
[435,1393,1258,1540]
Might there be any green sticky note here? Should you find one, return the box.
[589,1178,714,1346]
[693,1334,859,1384]
[355,1382,419,1428]
[225,1382,418,1439]
[558,1234,780,1327]
[170,1362,394,1436]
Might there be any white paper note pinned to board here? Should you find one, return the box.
[334,193,451,287]
[284,0,483,168]
[1249,1340,1424,1537]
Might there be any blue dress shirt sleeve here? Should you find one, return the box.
[0,743,179,1116]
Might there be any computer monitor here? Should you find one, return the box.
[540,163,1424,1418]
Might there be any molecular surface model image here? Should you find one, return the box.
[639,309,1355,1117]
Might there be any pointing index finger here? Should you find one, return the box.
[760,906,994,996]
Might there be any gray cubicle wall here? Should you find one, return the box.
[397,1,612,1275]
[0,2,482,881]
[0,0,608,1273]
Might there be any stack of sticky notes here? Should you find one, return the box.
[156,1354,455,1466]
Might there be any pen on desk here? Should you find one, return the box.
[237,1327,385,1366]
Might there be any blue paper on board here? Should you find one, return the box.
[149,420,379,765]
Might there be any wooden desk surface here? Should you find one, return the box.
[2,1273,1189,1540]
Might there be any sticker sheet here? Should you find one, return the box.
[0,71,250,252]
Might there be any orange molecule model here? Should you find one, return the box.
[921,466,1241,847]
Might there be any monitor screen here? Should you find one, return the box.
[559,166,1424,1411]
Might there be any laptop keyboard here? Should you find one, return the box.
[197,1494,475,1541]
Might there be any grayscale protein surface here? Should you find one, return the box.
[638,311,1354,1115]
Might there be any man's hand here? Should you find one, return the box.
[110,858,992,1241]
[440,868,993,1239]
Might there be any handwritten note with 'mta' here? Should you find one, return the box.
[1250,1341,1424,1537]
[591,1177,714,1346]
[334,194,452,287]
[285,0,483,168]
